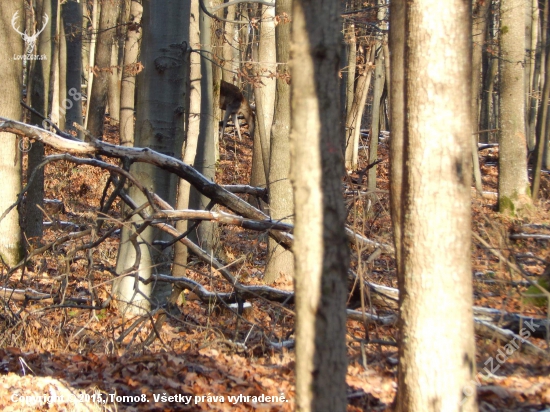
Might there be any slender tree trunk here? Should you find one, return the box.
[345,46,375,170]
[87,0,119,140]
[222,3,236,83]
[26,0,54,246]
[264,0,294,284]
[345,22,356,126]
[250,3,276,205]
[367,45,385,193]
[50,0,62,129]
[189,2,217,253]
[84,0,98,129]
[291,0,349,410]
[526,0,539,150]
[499,0,532,214]
[393,0,478,410]
[172,0,201,280]
[532,0,550,200]
[61,0,82,138]
[119,0,141,147]
[471,0,491,192]
[0,0,24,265]
[389,0,405,275]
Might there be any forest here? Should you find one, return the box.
[0,0,549,411]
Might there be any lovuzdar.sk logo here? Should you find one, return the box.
[11,11,48,61]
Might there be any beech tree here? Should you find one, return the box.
[0,0,24,265]
[390,0,478,411]
[498,0,532,214]
[290,0,349,410]
[114,0,188,313]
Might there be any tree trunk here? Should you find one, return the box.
[290,0,349,410]
[0,0,24,265]
[61,0,82,139]
[532,0,550,200]
[119,0,142,147]
[389,0,405,278]
[249,3,276,206]
[499,0,532,214]
[393,0,478,410]
[471,0,491,192]
[526,0,539,150]
[344,46,375,170]
[84,0,98,130]
[222,3,236,84]
[26,0,55,246]
[114,0,188,314]
[264,0,293,284]
[367,43,386,193]
[86,0,119,140]
[345,23,356,124]
[188,2,218,254]
[172,0,201,281]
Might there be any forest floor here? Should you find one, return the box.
[0,119,549,411]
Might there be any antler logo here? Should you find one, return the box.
[11,11,49,60]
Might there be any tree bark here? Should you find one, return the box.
[290,0,349,410]
[114,0,188,314]
[264,0,294,284]
[0,0,24,265]
[499,0,532,214]
[172,0,202,281]
[393,0,479,410]
[61,0,82,139]
[86,0,120,140]
[119,0,142,147]
[26,0,55,246]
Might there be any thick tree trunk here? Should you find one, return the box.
[0,1,24,266]
[291,0,349,410]
[393,1,478,411]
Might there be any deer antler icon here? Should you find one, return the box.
[12,11,49,57]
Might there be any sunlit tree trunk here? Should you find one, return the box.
[264,0,294,284]
[0,0,24,266]
[498,0,532,214]
[119,0,141,147]
[392,0,479,411]
[172,0,201,281]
